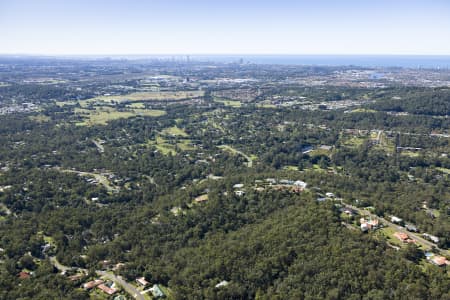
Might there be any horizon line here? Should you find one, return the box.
[1,53,450,57]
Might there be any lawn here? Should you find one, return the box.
[342,136,366,148]
[436,167,450,174]
[159,285,174,299]
[213,97,242,107]
[218,145,254,167]
[257,102,277,108]
[308,149,331,157]
[36,232,57,250]
[126,102,146,108]
[283,165,299,171]
[148,136,195,154]
[162,126,189,137]
[177,140,195,151]
[29,115,51,122]
[400,151,420,157]
[377,227,429,250]
[89,289,110,300]
[75,107,166,126]
[148,137,176,155]
[377,227,405,248]
[81,90,204,106]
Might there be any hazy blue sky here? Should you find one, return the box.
[1,0,449,55]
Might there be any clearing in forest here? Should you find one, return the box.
[162,126,189,137]
[80,90,204,106]
[74,107,166,126]
[213,97,242,107]
[218,145,254,167]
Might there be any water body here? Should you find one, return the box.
[193,55,450,69]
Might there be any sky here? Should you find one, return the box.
[1,0,450,55]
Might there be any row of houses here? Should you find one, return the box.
[392,232,447,267]
[390,215,441,244]
[360,218,380,232]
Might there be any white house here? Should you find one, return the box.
[293,180,307,189]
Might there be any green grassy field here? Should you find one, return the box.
[400,150,420,157]
[162,126,188,137]
[256,101,277,108]
[80,90,204,106]
[378,227,429,250]
[283,165,299,171]
[177,140,195,151]
[342,136,366,148]
[74,107,166,126]
[213,98,242,107]
[218,145,254,167]
[436,167,450,174]
[149,137,176,155]
[148,136,195,155]
[126,102,146,108]
[29,115,51,122]
[308,148,331,157]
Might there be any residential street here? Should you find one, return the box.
[344,203,450,257]
[97,271,145,300]
[49,257,144,300]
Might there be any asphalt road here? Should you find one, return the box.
[97,270,145,300]
[345,203,450,256]
[50,257,144,300]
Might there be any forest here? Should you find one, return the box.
[0,61,449,299]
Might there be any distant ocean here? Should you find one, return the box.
[192,55,450,69]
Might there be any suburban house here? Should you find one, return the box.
[150,284,166,298]
[430,256,450,267]
[423,233,440,244]
[265,178,276,185]
[18,271,31,279]
[360,218,379,231]
[390,216,403,224]
[194,194,208,203]
[293,180,307,189]
[233,183,244,189]
[215,280,230,288]
[136,277,149,286]
[97,283,118,295]
[343,207,357,216]
[393,232,415,243]
[68,274,84,281]
[325,192,335,198]
[83,279,104,290]
[405,224,419,232]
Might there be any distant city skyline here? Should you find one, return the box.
[1,0,449,55]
